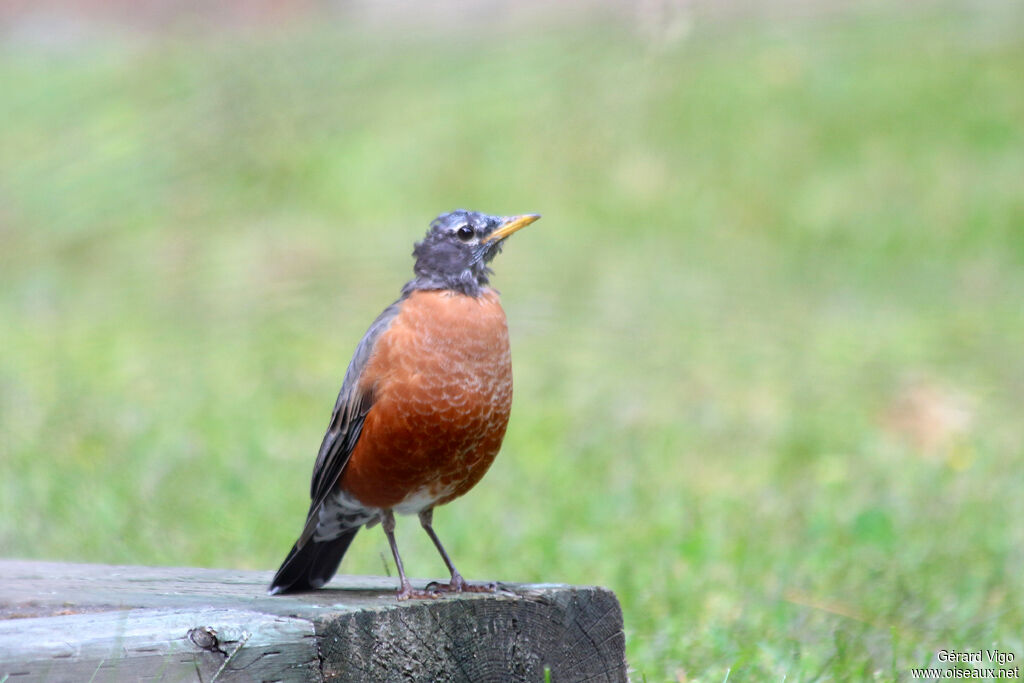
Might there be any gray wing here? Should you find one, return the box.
[297,298,404,546]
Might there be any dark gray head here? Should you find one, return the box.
[403,210,540,296]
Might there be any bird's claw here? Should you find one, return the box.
[460,582,500,594]
[395,586,441,601]
[424,576,499,594]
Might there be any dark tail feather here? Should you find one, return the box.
[268,528,359,595]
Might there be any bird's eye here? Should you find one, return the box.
[456,225,475,242]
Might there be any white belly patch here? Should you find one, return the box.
[314,483,456,541]
[391,485,455,515]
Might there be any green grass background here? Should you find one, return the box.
[2,3,1023,680]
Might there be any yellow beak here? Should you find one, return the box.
[483,214,541,243]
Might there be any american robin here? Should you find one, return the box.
[269,210,540,599]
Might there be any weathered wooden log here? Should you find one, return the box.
[0,560,627,682]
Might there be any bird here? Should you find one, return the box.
[269,210,540,599]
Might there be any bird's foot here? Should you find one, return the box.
[457,582,500,594]
[395,580,441,601]
[425,573,498,594]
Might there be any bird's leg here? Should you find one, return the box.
[381,510,436,600]
[419,508,497,594]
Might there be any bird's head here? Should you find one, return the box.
[405,210,540,296]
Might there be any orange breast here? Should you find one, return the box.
[338,289,513,510]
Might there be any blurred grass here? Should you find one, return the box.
[2,2,1024,680]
